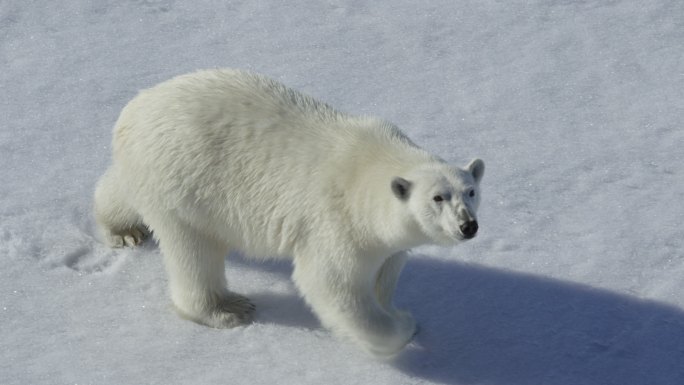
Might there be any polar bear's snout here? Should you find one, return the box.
[460,220,478,239]
[456,206,478,239]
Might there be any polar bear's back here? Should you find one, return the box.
[115,69,342,156]
[111,69,425,256]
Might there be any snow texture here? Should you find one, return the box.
[1,1,683,384]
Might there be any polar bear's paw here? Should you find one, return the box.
[193,293,256,329]
[176,293,255,329]
[366,311,418,357]
[106,225,150,248]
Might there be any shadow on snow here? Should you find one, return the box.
[393,256,684,385]
[231,253,684,384]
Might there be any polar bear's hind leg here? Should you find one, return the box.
[94,167,149,247]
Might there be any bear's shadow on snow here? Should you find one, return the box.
[227,254,321,330]
[228,253,684,384]
[393,256,684,385]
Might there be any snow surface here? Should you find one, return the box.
[2,1,684,384]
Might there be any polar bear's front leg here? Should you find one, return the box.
[292,251,416,356]
[150,217,255,328]
[375,251,408,314]
[375,251,417,335]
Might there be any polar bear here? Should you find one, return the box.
[94,69,484,356]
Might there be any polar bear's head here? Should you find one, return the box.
[391,159,485,246]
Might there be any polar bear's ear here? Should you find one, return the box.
[391,177,412,201]
[467,158,485,184]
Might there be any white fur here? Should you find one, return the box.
[94,69,485,356]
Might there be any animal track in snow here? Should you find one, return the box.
[59,242,129,274]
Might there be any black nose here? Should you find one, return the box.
[460,220,478,239]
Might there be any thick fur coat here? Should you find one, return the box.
[94,69,484,356]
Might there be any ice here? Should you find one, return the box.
[1,1,683,384]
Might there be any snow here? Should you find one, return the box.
[1,0,683,384]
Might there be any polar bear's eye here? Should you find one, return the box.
[469,190,475,198]
[433,195,444,203]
